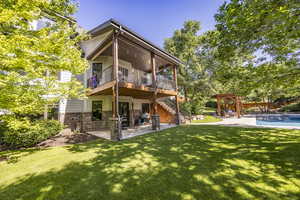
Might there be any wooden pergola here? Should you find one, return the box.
[213,94,242,118]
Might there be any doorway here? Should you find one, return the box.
[119,102,130,127]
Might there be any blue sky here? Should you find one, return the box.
[74,0,225,47]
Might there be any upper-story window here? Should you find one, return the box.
[141,72,151,85]
[92,63,102,77]
[119,67,128,81]
[91,63,102,87]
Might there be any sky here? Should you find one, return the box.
[74,0,225,48]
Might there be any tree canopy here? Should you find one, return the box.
[164,21,216,114]
[215,0,299,65]
[165,0,299,113]
[0,0,87,126]
[214,0,300,100]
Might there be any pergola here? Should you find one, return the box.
[213,94,242,118]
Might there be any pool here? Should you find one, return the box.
[256,114,300,127]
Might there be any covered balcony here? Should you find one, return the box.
[85,32,177,98]
[83,19,182,141]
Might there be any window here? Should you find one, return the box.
[142,103,150,114]
[92,63,102,84]
[119,67,129,81]
[141,72,150,85]
[92,101,102,121]
[92,63,102,75]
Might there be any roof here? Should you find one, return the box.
[88,18,183,65]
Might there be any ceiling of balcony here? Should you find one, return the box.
[96,36,173,73]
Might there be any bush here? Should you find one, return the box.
[1,120,63,148]
[279,103,300,112]
[205,101,217,108]
[0,121,6,145]
[244,107,260,113]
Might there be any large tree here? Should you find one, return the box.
[212,0,300,104]
[0,0,87,126]
[215,0,299,64]
[164,21,215,114]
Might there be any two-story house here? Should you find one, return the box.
[58,19,183,140]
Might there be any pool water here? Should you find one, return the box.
[256,115,300,127]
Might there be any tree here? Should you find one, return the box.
[215,0,299,65]
[0,0,87,127]
[164,21,215,115]
[212,0,300,107]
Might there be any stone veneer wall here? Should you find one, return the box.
[60,111,112,132]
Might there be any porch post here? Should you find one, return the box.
[235,96,241,118]
[217,96,221,116]
[111,31,121,141]
[173,65,180,125]
[151,52,160,130]
[130,98,134,128]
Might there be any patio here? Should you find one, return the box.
[87,123,177,140]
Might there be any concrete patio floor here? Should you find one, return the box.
[87,123,177,140]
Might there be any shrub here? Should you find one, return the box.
[279,103,300,112]
[205,101,217,108]
[0,121,6,145]
[1,120,63,148]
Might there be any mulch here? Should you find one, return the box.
[37,129,100,148]
[0,129,100,155]
[0,129,100,163]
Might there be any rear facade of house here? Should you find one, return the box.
[56,19,183,140]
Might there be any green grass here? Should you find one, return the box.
[192,115,222,123]
[0,125,300,200]
[202,107,216,113]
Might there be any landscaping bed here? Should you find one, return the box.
[37,129,99,148]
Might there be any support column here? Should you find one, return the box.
[217,96,221,116]
[235,96,241,118]
[110,32,121,141]
[173,65,180,125]
[151,52,160,130]
[130,99,134,128]
[43,104,48,120]
[240,97,243,115]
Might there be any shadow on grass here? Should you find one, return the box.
[0,125,299,200]
[0,147,49,164]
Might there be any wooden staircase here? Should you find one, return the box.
[157,97,186,123]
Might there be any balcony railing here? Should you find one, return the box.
[87,67,112,89]
[119,71,152,87]
[157,75,176,91]
[87,67,175,91]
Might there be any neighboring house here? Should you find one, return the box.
[57,19,183,140]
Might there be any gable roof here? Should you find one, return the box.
[88,18,183,65]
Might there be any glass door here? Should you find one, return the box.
[119,102,130,127]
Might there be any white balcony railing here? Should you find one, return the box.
[87,67,175,91]
[157,75,176,91]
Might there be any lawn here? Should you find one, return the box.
[0,125,300,200]
[192,115,222,123]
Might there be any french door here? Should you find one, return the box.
[119,102,130,127]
